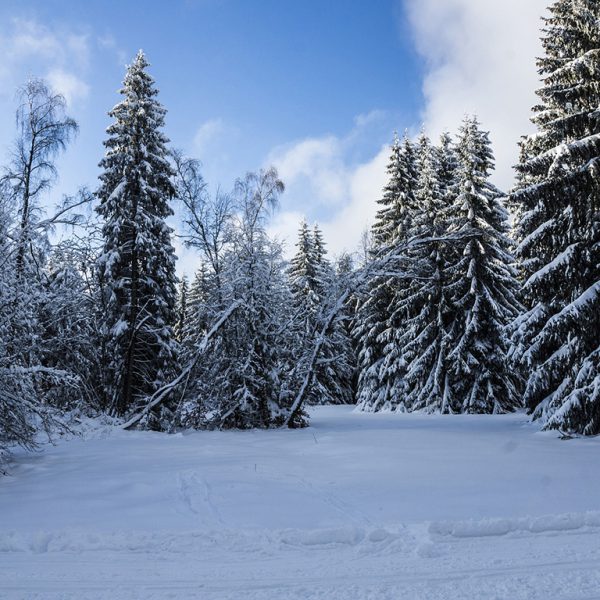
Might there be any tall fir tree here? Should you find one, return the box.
[181,263,214,357]
[174,276,189,343]
[288,220,320,322]
[354,133,418,411]
[288,221,354,405]
[96,51,179,420]
[394,131,454,413]
[511,1,600,434]
[445,117,521,414]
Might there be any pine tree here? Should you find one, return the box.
[394,131,454,413]
[354,134,418,412]
[444,117,521,413]
[174,276,189,342]
[511,1,600,434]
[288,222,354,405]
[96,51,179,420]
[181,264,214,355]
[288,220,320,321]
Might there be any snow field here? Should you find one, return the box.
[1,406,599,599]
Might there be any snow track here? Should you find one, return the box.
[1,524,599,599]
[1,406,599,599]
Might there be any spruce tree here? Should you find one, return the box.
[289,222,354,405]
[445,117,521,414]
[181,264,214,355]
[511,0,600,434]
[354,133,418,412]
[96,51,178,419]
[174,276,189,343]
[394,132,454,413]
[288,220,320,322]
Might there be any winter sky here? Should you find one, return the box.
[0,0,548,272]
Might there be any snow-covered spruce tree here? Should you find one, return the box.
[180,263,214,357]
[313,227,356,406]
[174,275,189,343]
[288,220,321,321]
[445,117,521,414]
[437,132,459,206]
[288,222,354,405]
[511,0,600,434]
[96,51,179,421]
[393,131,455,413]
[354,133,418,412]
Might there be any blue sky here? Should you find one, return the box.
[0,0,549,269]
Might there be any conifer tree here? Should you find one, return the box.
[394,131,454,413]
[288,220,320,322]
[354,134,418,412]
[445,117,521,413]
[511,0,600,434]
[312,225,355,405]
[289,222,354,405]
[174,276,189,342]
[181,264,214,356]
[96,51,178,420]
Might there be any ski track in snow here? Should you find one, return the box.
[1,406,599,599]
[176,470,224,526]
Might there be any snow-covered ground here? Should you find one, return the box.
[1,406,599,599]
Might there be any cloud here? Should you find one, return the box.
[193,118,230,156]
[318,145,389,258]
[46,68,90,104]
[404,0,548,190]
[267,115,392,259]
[268,141,389,260]
[269,136,348,207]
[249,3,553,261]
[0,18,90,106]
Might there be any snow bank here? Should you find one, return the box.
[0,526,394,555]
[429,510,600,538]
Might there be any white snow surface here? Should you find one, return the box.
[1,405,599,599]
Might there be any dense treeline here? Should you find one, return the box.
[1,0,599,463]
[355,122,522,416]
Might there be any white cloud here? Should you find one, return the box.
[0,18,90,106]
[193,118,229,155]
[404,0,548,190]
[269,136,348,207]
[319,145,389,258]
[265,3,550,260]
[268,210,306,255]
[46,68,90,104]
[267,119,391,259]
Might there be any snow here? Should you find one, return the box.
[1,405,599,599]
